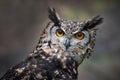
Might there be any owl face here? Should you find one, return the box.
[38,8,103,65]
[50,20,90,51]
[48,20,92,64]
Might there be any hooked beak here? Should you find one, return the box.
[64,39,70,50]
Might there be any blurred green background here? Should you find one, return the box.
[0,0,120,80]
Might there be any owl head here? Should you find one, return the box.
[37,8,103,65]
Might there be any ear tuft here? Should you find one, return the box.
[83,15,103,29]
[48,7,61,26]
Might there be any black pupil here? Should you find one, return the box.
[58,29,63,34]
[78,33,82,36]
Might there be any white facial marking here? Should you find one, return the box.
[50,26,90,54]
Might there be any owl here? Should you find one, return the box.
[0,8,103,80]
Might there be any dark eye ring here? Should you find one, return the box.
[75,32,84,40]
[56,29,64,37]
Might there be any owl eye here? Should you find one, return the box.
[75,32,84,40]
[56,29,64,37]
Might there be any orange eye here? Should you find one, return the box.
[75,32,84,40]
[56,29,64,37]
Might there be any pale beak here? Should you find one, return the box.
[64,39,70,50]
